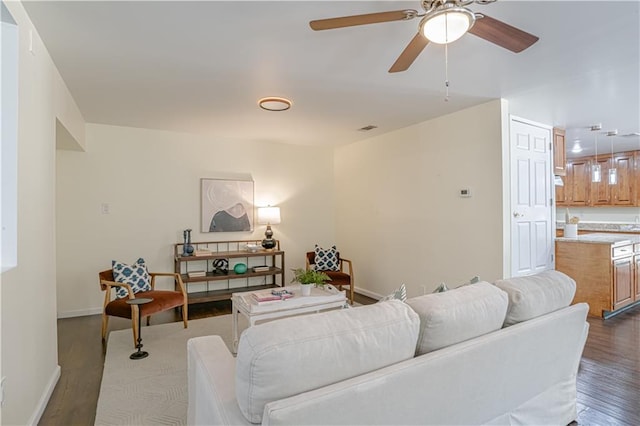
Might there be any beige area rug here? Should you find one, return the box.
[95,314,248,425]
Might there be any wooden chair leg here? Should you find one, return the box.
[146,316,150,326]
[101,313,109,341]
[183,302,189,329]
[349,283,354,305]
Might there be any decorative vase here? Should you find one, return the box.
[182,229,194,256]
[300,283,313,297]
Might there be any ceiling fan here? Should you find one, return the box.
[309,0,539,73]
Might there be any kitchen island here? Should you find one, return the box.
[556,233,640,318]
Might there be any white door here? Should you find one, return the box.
[510,117,554,277]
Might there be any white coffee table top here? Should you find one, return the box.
[232,284,346,314]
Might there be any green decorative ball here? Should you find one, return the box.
[233,263,248,274]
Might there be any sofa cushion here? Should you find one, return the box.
[406,281,508,355]
[235,300,420,423]
[494,270,576,326]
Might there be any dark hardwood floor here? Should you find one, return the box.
[575,305,640,426]
[39,296,639,426]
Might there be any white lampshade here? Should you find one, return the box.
[257,206,281,225]
[421,8,475,44]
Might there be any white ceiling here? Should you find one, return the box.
[22,1,640,154]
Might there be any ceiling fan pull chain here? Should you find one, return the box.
[444,17,450,102]
[445,43,450,102]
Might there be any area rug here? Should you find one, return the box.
[95,314,247,425]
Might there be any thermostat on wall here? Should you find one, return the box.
[459,188,472,198]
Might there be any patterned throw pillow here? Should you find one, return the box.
[378,284,407,303]
[432,276,480,293]
[313,245,340,271]
[112,258,152,299]
[432,283,449,293]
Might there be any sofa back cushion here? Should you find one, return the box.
[235,300,420,423]
[406,282,508,355]
[494,270,576,326]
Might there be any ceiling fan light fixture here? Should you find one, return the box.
[258,97,292,112]
[421,7,475,44]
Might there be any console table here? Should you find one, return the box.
[174,240,285,305]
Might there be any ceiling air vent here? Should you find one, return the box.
[358,125,378,131]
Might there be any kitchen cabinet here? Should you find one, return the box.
[556,235,640,318]
[553,127,566,176]
[635,243,640,301]
[555,150,639,207]
[636,151,640,205]
[611,152,636,206]
[612,254,634,310]
[566,159,591,206]
[590,156,612,205]
[555,178,567,206]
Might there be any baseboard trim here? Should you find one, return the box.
[28,364,60,426]
[57,307,102,318]
[355,287,383,301]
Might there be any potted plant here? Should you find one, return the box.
[291,268,331,296]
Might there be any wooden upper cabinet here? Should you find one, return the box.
[611,152,636,206]
[553,128,566,176]
[591,156,612,205]
[637,151,640,206]
[555,177,567,206]
[554,150,639,207]
[567,159,591,205]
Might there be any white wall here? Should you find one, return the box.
[556,206,640,224]
[334,100,505,299]
[56,124,336,317]
[1,1,84,424]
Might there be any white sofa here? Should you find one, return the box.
[188,270,589,425]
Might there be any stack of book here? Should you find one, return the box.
[252,265,270,272]
[187,270,206,278]
[251,289,293,304]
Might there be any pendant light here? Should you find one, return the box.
[607,130,617,185]
[591,124,602,183]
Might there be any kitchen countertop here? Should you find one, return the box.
[555,233,640,246]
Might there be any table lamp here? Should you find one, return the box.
[257,206,281,250]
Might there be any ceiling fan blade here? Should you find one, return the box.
[468,14,539,53]
[389,33,430,73]
[310,10,416,31]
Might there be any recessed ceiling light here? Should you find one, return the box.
[571,140,583,153]
[258,97,292,112]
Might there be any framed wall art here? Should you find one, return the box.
[201,178,254,232]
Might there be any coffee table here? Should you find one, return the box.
[231,284,347,353]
